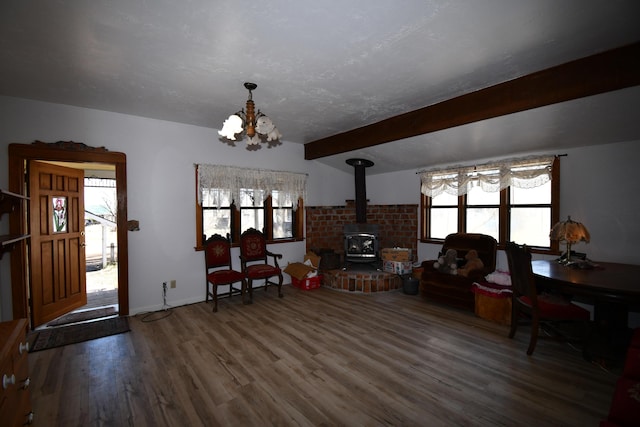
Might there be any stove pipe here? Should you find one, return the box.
[346,158,374,223]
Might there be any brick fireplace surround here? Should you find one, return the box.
[305,200,418,293]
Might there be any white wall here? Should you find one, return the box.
[0,96,352,319]
[367,141,640,269]
[2,96,639,321]
[367,169,420,205]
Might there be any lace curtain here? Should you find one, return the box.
[419,155,555,197]
[197,164,307,210]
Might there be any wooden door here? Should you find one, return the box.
[30,161,87,327]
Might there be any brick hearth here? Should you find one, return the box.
[322,269,403,293]
[305,200,417,293]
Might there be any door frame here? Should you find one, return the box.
[8,141,129,324]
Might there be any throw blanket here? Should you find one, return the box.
[471,281,513,299]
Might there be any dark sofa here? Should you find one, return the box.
[420,233,498,311]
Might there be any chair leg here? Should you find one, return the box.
[277,273,283,298]
[247,279,254,304]
[212,285,218,312]
[527,314,539,355]
[241,279,249,305]
[581,319,594,361]
[508,302,519,339]
[205,281,210,303]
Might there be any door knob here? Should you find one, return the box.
[2,373,15,389]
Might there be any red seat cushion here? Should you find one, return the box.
[607,377,640,427]
[599,421,622,427]
[246,264,281,279]
[518,293,590,320]
[207,269,245,285]
[630,328,640,349]
[623,347,640,381]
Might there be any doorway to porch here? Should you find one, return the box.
[83,175,119,313]
[83,176,118,313]
[8,141,129,329]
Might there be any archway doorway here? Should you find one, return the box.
[8,141,129,328]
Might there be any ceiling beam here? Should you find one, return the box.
[304,42,640,160]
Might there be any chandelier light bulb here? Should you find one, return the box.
[218,82,282,148]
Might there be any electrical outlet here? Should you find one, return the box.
[170,280,176,289]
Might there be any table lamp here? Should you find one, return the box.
[549,216,590,265]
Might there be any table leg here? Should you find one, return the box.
[586,301,632,368]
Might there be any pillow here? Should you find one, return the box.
[485,270,512,286]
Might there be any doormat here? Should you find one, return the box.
[47,306,117,327]
[30,316,130,352]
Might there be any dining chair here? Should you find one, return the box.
[239,228,283,303]
[505,241,590,356]
[204,234,247,312]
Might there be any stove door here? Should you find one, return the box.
[345,233,377,260]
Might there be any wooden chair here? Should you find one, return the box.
[204,234,247,312]
[505,241,590,356]
[239,228,283,302]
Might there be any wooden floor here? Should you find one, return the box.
[28,286,617,426]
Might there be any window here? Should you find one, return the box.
[509,181,552,247]
[466,184,500,239]
[240,188,265,234]
[420,156,559,252]
[195,165,306,249]
[428,190,458,239]
[271,190,294,239]
[201,188,232,238]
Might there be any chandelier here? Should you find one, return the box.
[218,82,282,147]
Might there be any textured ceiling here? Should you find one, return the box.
[1,1,639,175]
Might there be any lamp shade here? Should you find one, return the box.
[549,216,590,244]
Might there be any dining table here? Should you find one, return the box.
[532,259,640,363]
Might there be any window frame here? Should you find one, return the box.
[194,172,304,251]
[420,157,560,254]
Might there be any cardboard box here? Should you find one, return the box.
[291,275,323,290]
[382,260,412,275]
[381,248,412,262]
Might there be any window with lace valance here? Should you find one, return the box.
[195,164,307,249]
[419,155,560,251]
[419,155,555,198]
[197,164,307,210]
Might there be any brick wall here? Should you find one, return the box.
[305,200,418,262]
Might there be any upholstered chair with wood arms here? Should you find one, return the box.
[204,234,247,312]
[420,233,498,311]
[505,241,590,356]
[239,227,284,302]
